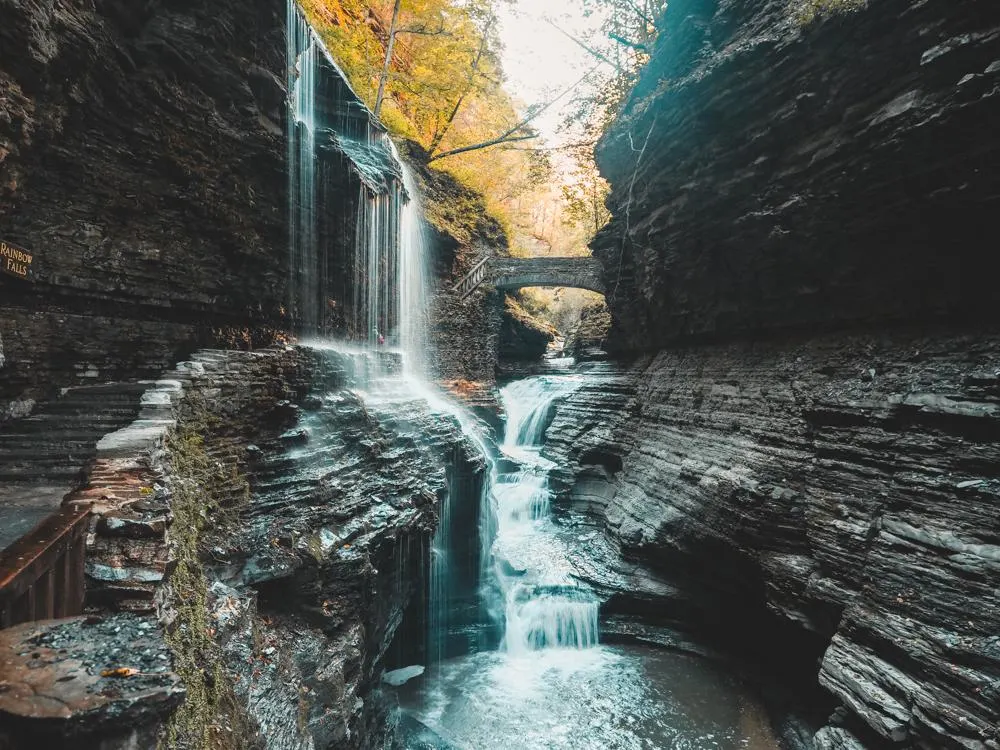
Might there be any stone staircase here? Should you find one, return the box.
[71,349,299,613]
[0,382,149,484]
[0,383,148,553]
[0,348,303,614]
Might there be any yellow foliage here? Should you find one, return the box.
[300,0,549,236]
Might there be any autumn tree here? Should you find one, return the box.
[301,0,555,226]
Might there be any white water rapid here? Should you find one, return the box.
[489,376,600,654]
[400,371,783,749]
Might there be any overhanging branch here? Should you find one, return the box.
[429,64,599,162]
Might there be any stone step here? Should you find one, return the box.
[0,434,103,449]
[34,404,142,418]
[0,467,85,482]
[0,449,96,463]
[61,382,152,397]
[14,414,138,427]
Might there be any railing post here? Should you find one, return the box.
[0,506,92,629]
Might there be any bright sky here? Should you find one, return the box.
[497,0,606,146]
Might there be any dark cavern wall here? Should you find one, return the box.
[562,0,1000,748]
[594,0,1000,350]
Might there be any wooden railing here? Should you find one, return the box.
[0,505,91,628]
[453,256,491,300]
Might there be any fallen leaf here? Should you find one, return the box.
[101,667,140,678]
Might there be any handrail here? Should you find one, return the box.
[452,256,491,299]
[0,505,91,629]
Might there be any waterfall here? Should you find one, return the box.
[399,161,431,376]
[352,181,402,348]
[487,376,600,655]
[287,3,319,332]
[286,1,431,359]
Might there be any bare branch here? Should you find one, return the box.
[374,0,403,119]
[397,22,449,36]
[545,19,624,73]
[430,134,539,161]
[429,17,495,155]
[430,64,600,162]
[622,0,657,28]
[498,140,599,153]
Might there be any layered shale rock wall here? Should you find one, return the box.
[0,0,290,415]
[594,0,1000,350]
[546,331,1000,748]
[0,1,507,418]
[569,0,1000,747]
[70,346,483,750]
[162,347,483,749]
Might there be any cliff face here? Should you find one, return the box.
[0,0,290,413]
[0,346,480,749]
[594,0,1000,351]
[0,0,502,418]
[572,1,1000,747]
[169,348,482,750]
[545,329,1000,748]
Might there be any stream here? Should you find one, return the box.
[394,372,782,750]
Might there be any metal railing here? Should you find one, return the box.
[452,256,491,300]
[0,505,91,628]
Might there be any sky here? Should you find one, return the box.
[496,0,606,147]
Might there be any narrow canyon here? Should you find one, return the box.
[0,1,998,749]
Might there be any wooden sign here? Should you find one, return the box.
[0,240,33,280]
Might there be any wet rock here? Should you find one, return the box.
[498,296,557,363]
[564,301,611,362]
[813,727,868,750]
[0,614,183,748]
[149,346,486,749]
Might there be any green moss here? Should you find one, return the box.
[160,400,255,750]
[795,0,866,25]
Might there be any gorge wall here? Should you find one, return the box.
[565,0,1000,748]
[594,0,1000,350]
[0,0,291,414]
[159,347,483,750]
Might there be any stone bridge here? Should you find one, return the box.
[453,256,607,300]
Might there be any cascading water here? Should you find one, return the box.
[286,0,429,352]
[286,0,458,681]
[399,372,783,749]
[398,160,431,375]
[488,376,600,654]
[286,7,780,747]
[287,3,319,332]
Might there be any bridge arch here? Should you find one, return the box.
[454,256,606,299]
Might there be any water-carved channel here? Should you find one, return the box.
[394,371,782,750]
